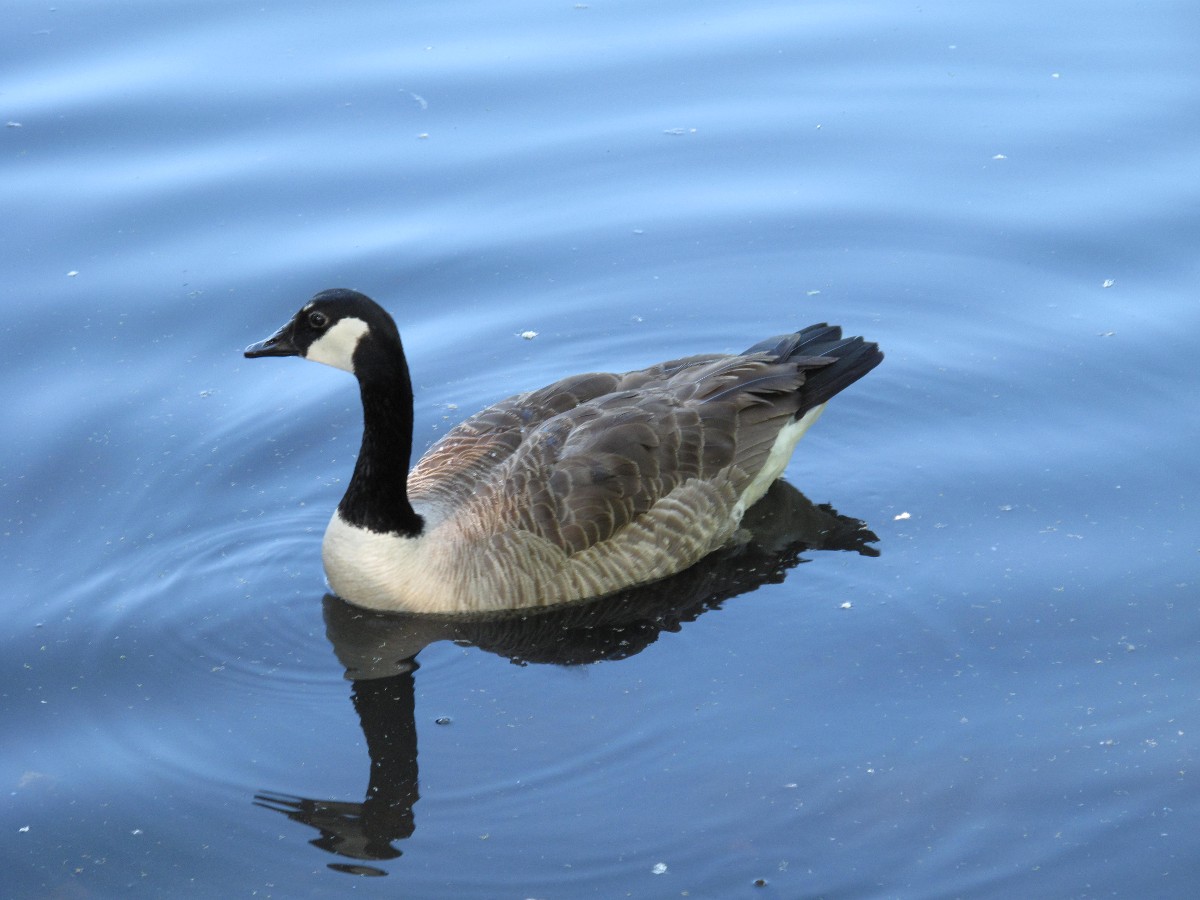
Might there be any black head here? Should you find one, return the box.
[244,289,402,375]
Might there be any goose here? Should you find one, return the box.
[244,289,882,614]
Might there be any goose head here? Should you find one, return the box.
[245,288,423,538]
[243,288,403,378]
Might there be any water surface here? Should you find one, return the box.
[3,0,1198,896]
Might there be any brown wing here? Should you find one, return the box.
[407,371,623,517]
[414,351,835,554]
[407,355,731,513]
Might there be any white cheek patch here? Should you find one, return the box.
[305,317,370,373]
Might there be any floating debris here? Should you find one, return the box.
[894,511,911,521]
[839,601,853,610]
[992,153,1007,160]
[435,716,452,725]
[651,862,668,875]
[1102,278,1115,288]
[518,330,538,341]
[66,270,79,277]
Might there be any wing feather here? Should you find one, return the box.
[412,351,813,554]
[408,323,880,567]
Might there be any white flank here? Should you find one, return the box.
[305,317,370,373]
[735,403,827,515]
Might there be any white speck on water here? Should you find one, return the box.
[992,153,1007,160]
[806,289,821,296]
[839,601,852,610]
[6,121,22,128]
[652,862,668,875]
[894,511,911,520]
[19,826,30,833]
[1102,278,1115,288]
[67,270,79,277]
[417,133,430,139]
[519,330,538,340]
[402,90,428,110]
[1051,72,1061,78]
[663,127,696,135]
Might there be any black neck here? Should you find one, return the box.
[337,352,424,537]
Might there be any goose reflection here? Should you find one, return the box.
[254,481,877,873]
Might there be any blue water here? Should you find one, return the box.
[4,0,1198,896]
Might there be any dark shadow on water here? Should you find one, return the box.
[253,481,878,874]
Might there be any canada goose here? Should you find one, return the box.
[245,289,882,614]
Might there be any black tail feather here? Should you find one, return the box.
[744,323,882,415]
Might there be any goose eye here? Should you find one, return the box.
[308,310,329,329]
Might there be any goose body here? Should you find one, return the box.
[245,289,882,614]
